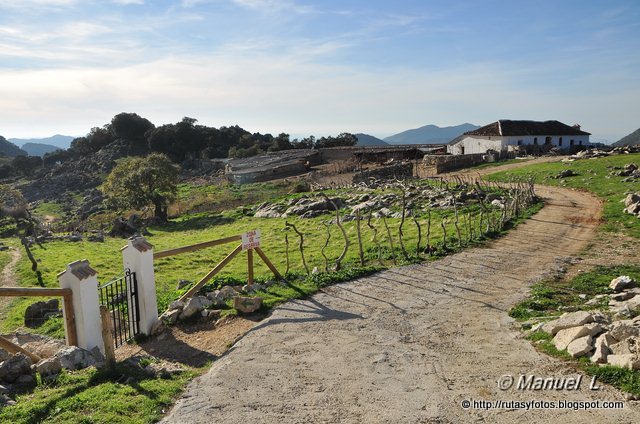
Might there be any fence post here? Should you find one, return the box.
[121,236,158,336]
[58,260,104,353]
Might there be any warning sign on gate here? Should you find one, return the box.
[241,230,261,250]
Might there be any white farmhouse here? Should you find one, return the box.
[447,120,590,155]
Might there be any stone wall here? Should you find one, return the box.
[352,163,413,183]
[422,154,486,174]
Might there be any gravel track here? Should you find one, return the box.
[164,184,640,423]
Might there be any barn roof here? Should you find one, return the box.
[464,120,591,137]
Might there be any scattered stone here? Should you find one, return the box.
[542,311,594,335]
[609,275,637,292]
[609,320,640,341]
[179,296,211,321]
[611,291,636,302]
[555,169,577,179]
[15,374,35,385]
[144,361,184,379]
[607,354,640,371]
[0,384,9,394]
[218,285,238,300]
[55,346,98,371]
[624,193,640,208]
[591,333,616,364]
[150,318,166,335]
[36,357,62,377]
[610,336,640,355]
[160,309,181,325]
[566,335,594,358]
[233,296,263,314]
[552,323,602,350]
[168,300,185,311]
[0,354,33,383]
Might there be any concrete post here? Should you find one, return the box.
[121,236,158,335]
[58,260,104,353]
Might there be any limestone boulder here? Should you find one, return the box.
[552,323,602,350]
[179,296,211,321]
[218,285,238,300]
[55,346,98,371]
[610,336,640,355]
[566,335,594,358]
[607,354,640,371]
[233,296,263,314]
[36,357,62,378]
[609,276,637,292]
[591,333,616,364]
[609,320,640,341]
[160,309,180,325]
[542,311,594,335]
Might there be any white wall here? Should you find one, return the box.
[448,134,590,155]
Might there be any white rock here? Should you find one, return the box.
[233,296,263,314]
[168,300,184,311]
[609,320,640,341]
[55,346,97,371]
[218,286,238,300]
[609,276,637,292]
[179,296,208,320]
[607,354,640,370]
[542,311,594,335]
[160,309,180,324]
[553,323,602,351]
[567,335,594,358]
[591,333,616,364]
[610,336,640,355]
[36,357,62,377]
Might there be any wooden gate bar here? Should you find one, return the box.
[0,335,42,363]
[254,247,283,280]
[178,244,244,302]
[247,249,254,285]
[0,287,71,297]
[62,293,78,346]
[154,235,242,259]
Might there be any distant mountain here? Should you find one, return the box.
[0,136,27,157]
[21,142,62,157]
[9,134,74,150]
[613,128,640,146]
[384,123,480,145]
[355,133,389,146]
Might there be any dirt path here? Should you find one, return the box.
[0,247,21,311]
[163,180,640,422]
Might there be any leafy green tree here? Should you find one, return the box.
[102,153,179,222]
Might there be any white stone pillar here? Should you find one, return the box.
[121,236,158,336]
[58,260,104,353]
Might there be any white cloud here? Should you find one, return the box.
[112,0,144,4]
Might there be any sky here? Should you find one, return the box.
[0,0,639,143]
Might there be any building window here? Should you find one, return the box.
[559,137,563,146]
[545,136,552,145]
[570,140,575,146]
[579,140,583,146]
[517,140,523,146]
[533,137,538,145]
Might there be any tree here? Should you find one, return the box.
[0,185,44,285]
[111,112,155,150]
[102,153,179,222]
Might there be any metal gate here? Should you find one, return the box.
[98,269,140,348]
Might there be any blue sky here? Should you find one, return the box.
[0,0,638,142]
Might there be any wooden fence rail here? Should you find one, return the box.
[0,287,77,347]
[154,233,282,303]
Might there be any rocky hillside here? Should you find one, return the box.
[383,123,479,145]
[0,136,27,157]
[21,143,61,157]
[613,128,640,146]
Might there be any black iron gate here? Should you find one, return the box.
[98,269,140,348]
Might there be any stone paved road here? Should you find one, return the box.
[163,186,640,423]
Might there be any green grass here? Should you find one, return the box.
[487,153,640,238]
[33,202,66,221]
[0,362,202,424]
[466,157,533,170]
[509,265,640,321]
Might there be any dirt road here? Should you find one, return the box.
[164,178,640,423]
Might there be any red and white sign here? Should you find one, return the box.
[241,230,261,250]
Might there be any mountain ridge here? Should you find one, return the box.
[613,128,640,147]
[383,123,480,145]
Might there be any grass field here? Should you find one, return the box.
[487,153,640,238]
[0,177,542,423]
